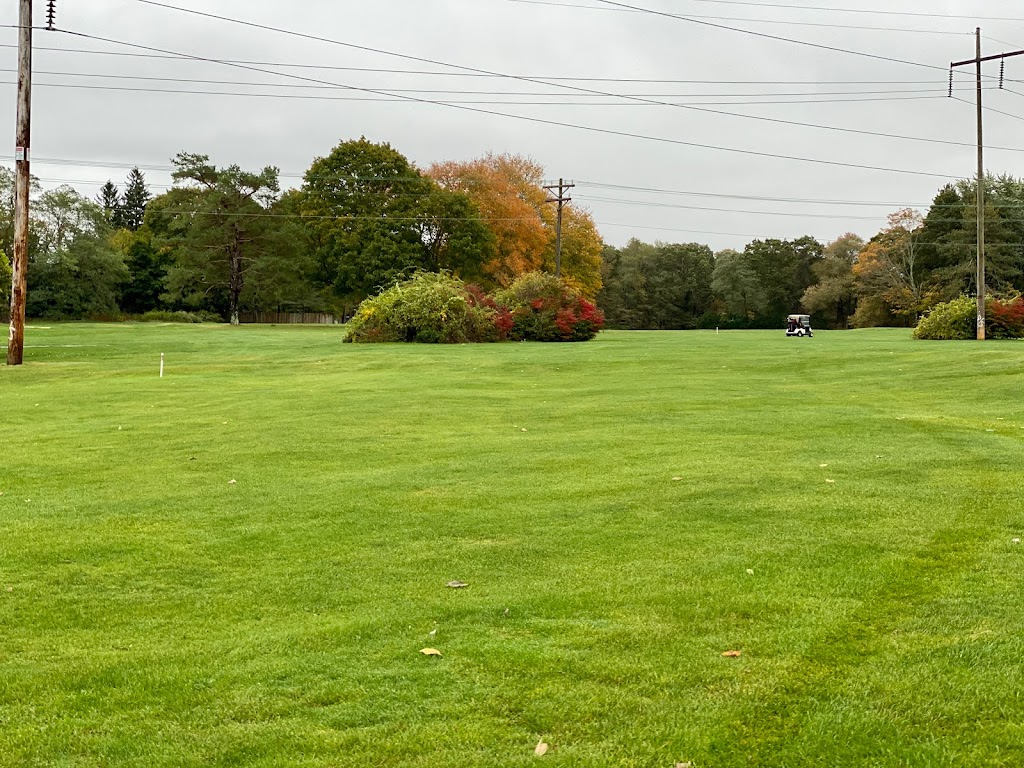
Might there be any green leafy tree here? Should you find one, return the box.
[25,186,127,318]
[711,248,761,320]
[743,236,823,325]
[598,239,653,328]
[152,153,292,325]
[598,239,713,329]
[301,138,492,312]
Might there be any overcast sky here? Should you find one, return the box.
[2,0,1024,250]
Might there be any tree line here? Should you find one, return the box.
[0,138,604,323]
[3,134,1022,328]
[599,175,1024,330]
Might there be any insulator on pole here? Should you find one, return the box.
[1000,56,1005,89]
[46,0,56,31]
[948,67,954,97]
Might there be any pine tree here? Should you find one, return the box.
[97,181,122,225]
[120,167,150,231]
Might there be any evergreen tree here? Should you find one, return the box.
[120,167,150,231]
[97,181,122,226]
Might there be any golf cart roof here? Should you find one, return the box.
[788,314,811,321]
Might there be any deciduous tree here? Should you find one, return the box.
[301,138,491,309]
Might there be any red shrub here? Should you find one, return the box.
[493,307,515,339]
[987,296,1024,339]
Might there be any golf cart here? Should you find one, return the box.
[786,314,813,337]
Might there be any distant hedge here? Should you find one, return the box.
[914,295,1024,340]
[344,271,604,344]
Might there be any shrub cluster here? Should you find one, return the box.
[494,271,603,342]
[913,295,1024,339]
[140,310,222,324]
[987,296,1024,339]
[345,271,604,344]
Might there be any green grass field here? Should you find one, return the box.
[1,324,1022,767]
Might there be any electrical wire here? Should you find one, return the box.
[51,27,964,180]
[576,194,883,219]
[591,0,953,73]
[647,0,1024,23]
[119,2,983,151]
[125,0,1015,158]
[0,44,977,85]
[1,68,979,99]
[4,155,993,211]
[950,95,1024,123]
[507,0,977,35]
[8,79,972,109]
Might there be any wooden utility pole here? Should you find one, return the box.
[951,30,1024,341]
[543,178,574,278]
[7,0,32,366]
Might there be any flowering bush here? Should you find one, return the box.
[494,272,604,342]
[345,271,604,343]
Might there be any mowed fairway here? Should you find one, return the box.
[1,324,1023,767]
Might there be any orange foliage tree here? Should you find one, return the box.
[853,208,935,322]
[428,153,603,298]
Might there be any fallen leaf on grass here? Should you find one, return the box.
[819,464,828,468]
[676,763,694,768]
[420,648,442,657]
[1013,538,1021,545]
[228,479,237,485]
[534,741,549,756]
[722,650,742,658]
[746,569,754,575]
[446,580,469,589]
[672,477,683,482]
[825,479,835,484]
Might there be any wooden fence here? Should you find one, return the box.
[239,312,340,325]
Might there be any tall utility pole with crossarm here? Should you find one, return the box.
[543,179,574,279]
[950,29,1024,341]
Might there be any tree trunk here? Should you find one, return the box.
[229,250,242,326]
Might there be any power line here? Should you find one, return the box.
[9,155,1004,214]
[506,0,975,35]
[2,68,979,98]
[8,79,975,110]
[122,2,982,151]
[591,0,952,72]
[0,155,983,209]
[951,95,1024,123]
[127,0,977,112]
[52,27,963,180]
[0,44,975,85]
[576,194,884,219]
[650,0,1024,23]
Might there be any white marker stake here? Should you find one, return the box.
[160,353,164,378]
